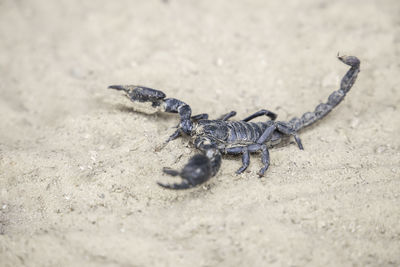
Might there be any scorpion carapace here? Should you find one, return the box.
[109,55,360,190]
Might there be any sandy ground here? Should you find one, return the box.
[1,0,400,266]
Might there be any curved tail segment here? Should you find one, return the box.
[288,55,360,131]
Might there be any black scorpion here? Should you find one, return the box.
[109,55,360,189]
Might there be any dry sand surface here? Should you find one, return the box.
[1,0,400,266]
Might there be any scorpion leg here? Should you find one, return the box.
[192,113,209,121]
[242,109,277,122]
[276,122,303,150]
[158,138,222,190]
[256,124,277,144]
[258,144,270,177]
[226,144,270,175]
[225,147,248,173]
[218,111,237,121]
[236,147,250,174]
[166,129,181,143]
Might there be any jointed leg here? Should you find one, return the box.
[191,113,209,121]
[225,143,271,176]
[237,148,250,174]
[242,109,277,122]
[276,122,303,150]
[257,124,277,144]
[258,144,270,177]
[224,124,275,175]
[224,147,250,174]
[166,129,181,143]
[218,111,237,121]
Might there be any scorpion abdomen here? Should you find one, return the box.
[225,120,277,144]
[197,120,230,141]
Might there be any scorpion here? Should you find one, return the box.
[109,55,360,190]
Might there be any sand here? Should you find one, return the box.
[1,0,400,266]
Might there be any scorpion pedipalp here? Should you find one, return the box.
[158,154,213,190]
[108,85,166,104]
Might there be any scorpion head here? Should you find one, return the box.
[180,119,193,135]
[194,121,229,141]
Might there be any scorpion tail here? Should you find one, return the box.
[288,55,360,131]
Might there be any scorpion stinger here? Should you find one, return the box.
[109,55,360,190]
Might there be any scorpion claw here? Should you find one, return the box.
[158,154,212,190]
[109,85,166,104]
[337,54,360,67]
[157,181,192,190]
[162,167,180,176]
[108,85,128,92]
[158,168,192,189]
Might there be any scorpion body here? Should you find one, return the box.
[109,55,360,189]
[193,119,287,153]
